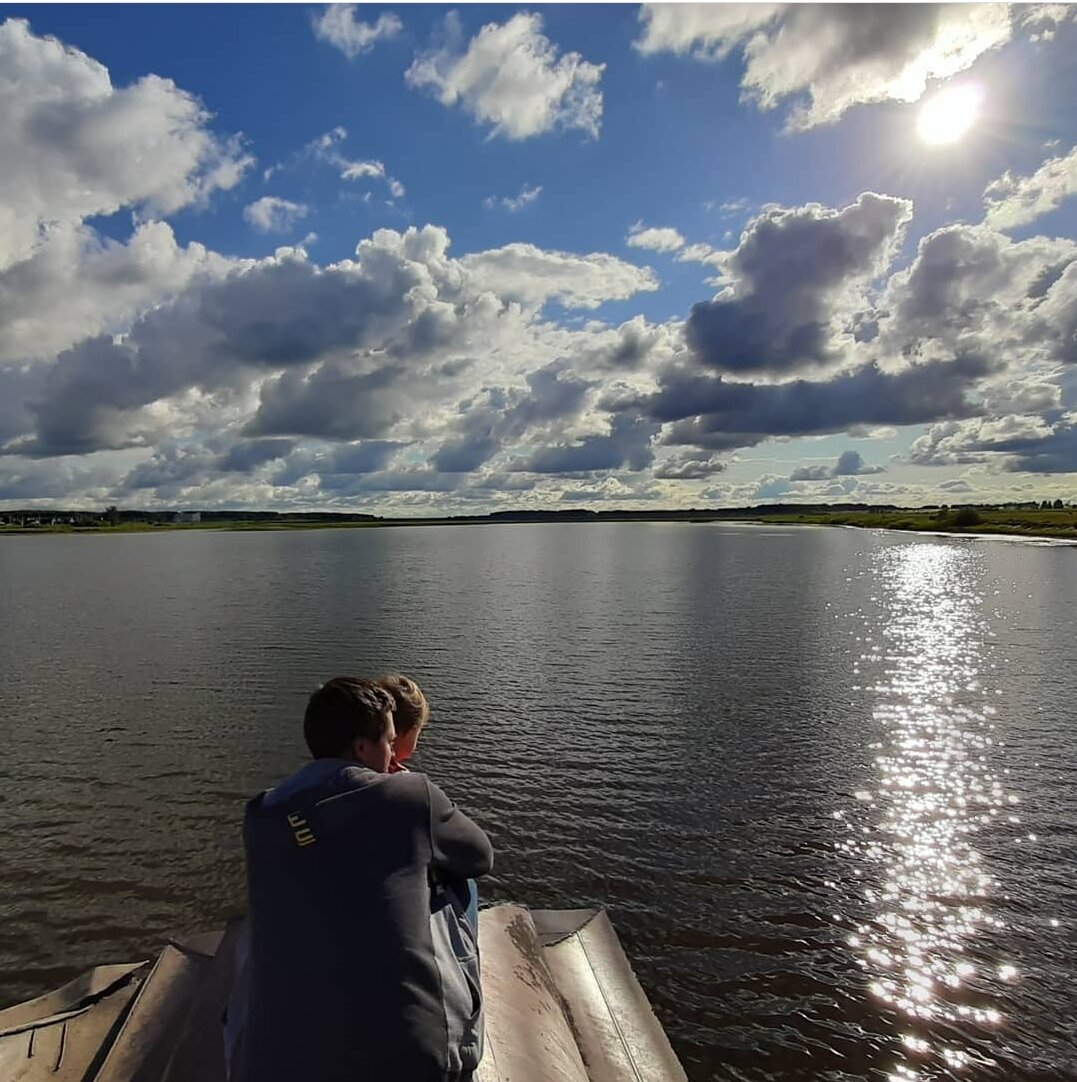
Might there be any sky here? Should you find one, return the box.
[1,2,1077,515]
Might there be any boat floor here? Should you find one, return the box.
[0,905,686,1082]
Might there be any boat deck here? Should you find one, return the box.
[0,904,687,1081]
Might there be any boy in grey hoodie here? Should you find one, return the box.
[232,676,493,1082]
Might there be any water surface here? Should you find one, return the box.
[1,523,1074,1080]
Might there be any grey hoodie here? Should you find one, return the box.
[233,761,493,1082]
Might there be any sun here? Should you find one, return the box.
[916,84,984,145]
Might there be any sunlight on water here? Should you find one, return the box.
[842,544,1017,1079]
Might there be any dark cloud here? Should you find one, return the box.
[685,193,911,374]
[463,471,538,493]
[271,440,405,486]
[431,435,500,473]
[217,438,296,473]
[121,445,215,492]
[245,363,405,441]
[0,364,45,450]
[349,468,462,493]
[834,449,884,476]
[788,464,831,482]
[642,354,996,456]
[790,449,884,481]
[430,362,593,472]
[510,412,658,473]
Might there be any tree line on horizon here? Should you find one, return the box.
[0,499,1071,528]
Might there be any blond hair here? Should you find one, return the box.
[376,673,429,736]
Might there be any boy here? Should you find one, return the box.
[377,672,429,774]
[234,677,492,1082]
[377,674,479,930]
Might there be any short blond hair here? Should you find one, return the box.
[376,673,429,736]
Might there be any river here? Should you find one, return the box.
[0,523,1074,1080]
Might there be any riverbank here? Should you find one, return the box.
[749,508,1077,542]
[2,506,1076,540]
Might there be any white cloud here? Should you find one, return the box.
[484,184,543,212]
[634,4,1045,129]
[675,243,719,265]
[305,128,406,199]
[983,145,1077,230]
[340,160,383,180]
[0,221,233,364]
[0,225,664,472]
[626,224,685,253]
[406,12,604,140]
[635,4,783,60]
[312,6,401,60]
[461,243,659,310]
[0,18,252,271]
[908,415,1057,467]
[706,197,750,215]
[243,196,310,233]
[878,222,1077,373]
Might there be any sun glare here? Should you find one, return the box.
[916,84,984,146]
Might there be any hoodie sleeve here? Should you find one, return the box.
[426,778,494,879]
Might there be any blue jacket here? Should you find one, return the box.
[234,761,493,1082]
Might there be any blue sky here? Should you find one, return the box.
[2,4,1077,513]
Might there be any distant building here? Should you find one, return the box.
[173,511,202,524]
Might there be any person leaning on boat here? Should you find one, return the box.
[231,677,493,1082]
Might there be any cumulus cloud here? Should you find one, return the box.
[983,145,1077,230]
[484,183,543,212]
[0,220,232,364]
[643,353,997,454]
[461,243,658,310]
[243,196,310,233]
[790,449,884,481]
[2,224,664,463]
[510,412,659,474]
[406,12,604,140]
[907,414,1077,473]
[271,441,404,487]
[430,362,594,473]
[686,193,912,374]
[627,224,685,253]
[0,453,122,504]
[574,315,679,373]
[653,449,727,480]
[119,437,299,495]
[0,17,252,271]
[312,6,402,60]
[675,243,718,265]
[635,3,1039,130]
[878,223,1077,370]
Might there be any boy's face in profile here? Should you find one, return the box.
[393,724,423,763]
[352,709,396,773]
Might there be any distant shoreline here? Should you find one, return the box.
[2,506,1076,543]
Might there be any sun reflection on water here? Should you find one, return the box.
[842,544,1018,1079]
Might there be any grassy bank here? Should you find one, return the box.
[0,519,388,535]
[3,507,1076,541]
[751,508,1077,541]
